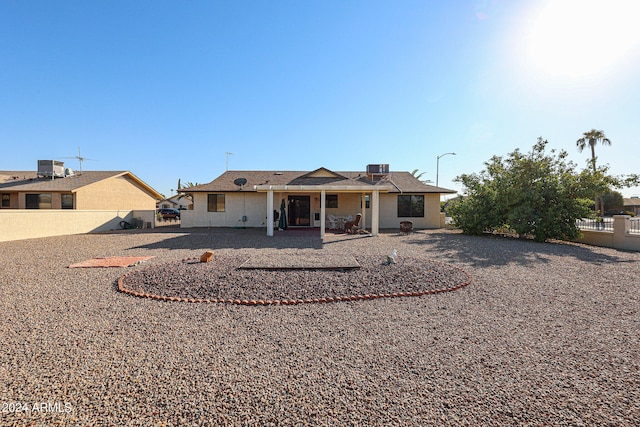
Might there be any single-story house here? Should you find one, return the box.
[0,169,162,210]
[179,165,455,238]
[157,194,192,210]
[0,164,163,242]
[624,197,640,215]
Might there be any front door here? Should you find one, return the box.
[288,195,310,226]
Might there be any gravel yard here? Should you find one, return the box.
[1,228,639,426]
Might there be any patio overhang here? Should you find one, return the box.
[256,184,392,239]
[253,184,394,193]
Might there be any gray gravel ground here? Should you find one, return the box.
[120,254,469,303]
[1,228,639,426]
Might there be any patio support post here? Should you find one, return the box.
[320,189,326,239]
[361,192,367,233]
[371,190,380,236]
[267,189,274,236]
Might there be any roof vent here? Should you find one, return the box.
[37,160,66,179]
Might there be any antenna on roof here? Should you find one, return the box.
[60,147,95,174]
[225,152,234,171]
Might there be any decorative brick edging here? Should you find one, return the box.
[117,257,472,305]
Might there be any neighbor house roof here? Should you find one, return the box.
[0,170,163,199]
[181,167,455,194]
[624,197,640,207]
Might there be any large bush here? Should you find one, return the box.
[449,138,594,242]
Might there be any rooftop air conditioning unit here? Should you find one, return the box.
[37,160,66,179]
[366,164,389,175]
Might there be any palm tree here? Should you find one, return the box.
[411,169,426,180]
[576,129,611,216]
[576,129,611,173]
[170,179,199,208]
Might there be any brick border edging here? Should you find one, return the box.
[117,257,473,305]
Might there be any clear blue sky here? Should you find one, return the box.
[2,0,639,198]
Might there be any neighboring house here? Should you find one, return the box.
[0,165,163,242]
[157,194,192,210]
[179,165,455,238]
[624,197,640,215]
[0,170,161,210]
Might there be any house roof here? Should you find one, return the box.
[0,170,163,199]
[624,197,640,207]
[181,168,456,194]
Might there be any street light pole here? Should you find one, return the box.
[436,152,456,187]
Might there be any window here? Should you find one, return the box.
[61,194,74,209]
[326,194,338,208]
[1,193,9,208]
[397,195,424,217]
[25,194,52,209]
[361,194,370,209]
[207,194,225,212]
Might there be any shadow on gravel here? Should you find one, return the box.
[125,227,324,251]
[402,231,632,267]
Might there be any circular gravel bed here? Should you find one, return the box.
[118,254,472,304]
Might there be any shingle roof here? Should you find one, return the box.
[624,197,640,207]
[181,168,455,194]
[0,171,163,198]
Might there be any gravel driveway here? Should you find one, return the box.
[1,228,638,426]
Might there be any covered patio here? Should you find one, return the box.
[254,184,393,239]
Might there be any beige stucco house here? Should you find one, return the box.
[0,168,162,242]
[0,170,161,210]
[179,165,455,238]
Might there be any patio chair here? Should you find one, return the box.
[326,214,338,230]
[345,213,362,234]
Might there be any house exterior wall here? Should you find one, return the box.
[75,176,157,210]
[182,191,444,230]
[378,193,442,229]
[181,192,268,228]
[324,193,363,219]
[0,192,19,209]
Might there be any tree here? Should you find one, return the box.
[411,168,435,184]
[449,138,594,242]
[170,179,200,204]
[576,129,611,172]
[601,190,624,213]
[576,129,611,216]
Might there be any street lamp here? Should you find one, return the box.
[436,152,456,187]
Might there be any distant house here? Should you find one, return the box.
[0,169,161,210]
[624,197,640,215]
[157,194,192,210]
[179,165,455,238]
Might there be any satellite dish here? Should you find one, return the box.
[233,178,247,189]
